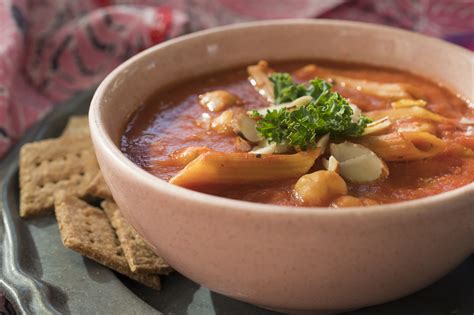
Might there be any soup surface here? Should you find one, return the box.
[121,60,474,207]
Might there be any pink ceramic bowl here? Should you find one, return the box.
[89,20,474,313]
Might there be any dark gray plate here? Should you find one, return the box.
[0,91,473,315]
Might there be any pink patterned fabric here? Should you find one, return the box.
[0,0,473,159]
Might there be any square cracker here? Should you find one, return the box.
[54,193,161,289]
[19,135,99,218]
[84,172,113,200]
[61,116,90,138]
[102,200,172,274]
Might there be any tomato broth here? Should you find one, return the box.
[121,61,474,206]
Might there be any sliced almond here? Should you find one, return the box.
[290,95,313,109]
[322,156,340,173]
[250,142,276,155]
[233,114,262,143]
[250,140,291,155]
[316,133,330,154]
[330,142,370,162]
[330,142,388,183]
[249,103,291,116]
[249,95,312,116]
[349,104,362,123]
[363,117,391,135]
[338,153,389,184]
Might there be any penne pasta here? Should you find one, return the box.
[397,120,437,134]
[169,149,321,187]
[391,98,427,108]
[444,142,474,158]
[356,132,447,161]
[294,64,318,79]
[330,75,412,100]
[157,147,211,167]
[365,106,448,123]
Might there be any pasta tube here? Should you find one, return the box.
[357,132,446,161]
[366,106,448,123]
[391,99,427,108]
[397,120,437,134]
[169,149,321,187]
[157,147,211,167]
[330,75,412,100]
[247,60,274,103]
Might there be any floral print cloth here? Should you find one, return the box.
[0,0,473,158]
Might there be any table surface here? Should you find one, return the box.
[0,91,473,315]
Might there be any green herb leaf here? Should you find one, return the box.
[254,74,372,150]
[269,73,307,104]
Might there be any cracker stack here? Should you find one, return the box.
[19,115,171,289]
[101,200,172,275]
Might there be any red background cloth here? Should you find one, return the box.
[0,0,473,158]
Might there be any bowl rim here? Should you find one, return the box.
[90,18,474,216]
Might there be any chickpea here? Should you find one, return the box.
[294,170,347,206]
[211,110,234,135]
[199,90,240,112]
[330,195,379,208]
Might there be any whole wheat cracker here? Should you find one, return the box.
[62,116,112,201]
[101,200,172,274]
[19,135,98,218]
[54,193,161,289]
[84,172,113,200]
[61,116,90,138]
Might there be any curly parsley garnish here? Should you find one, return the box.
[269,73,307,104]
[252,73,372,150]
